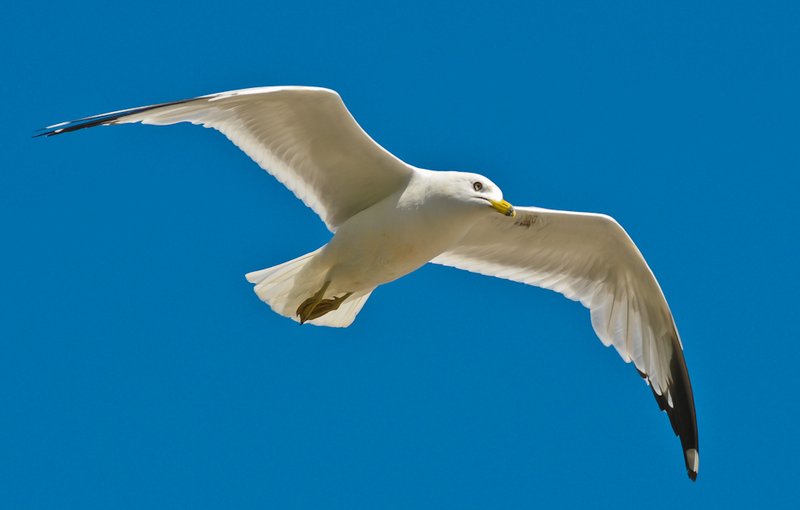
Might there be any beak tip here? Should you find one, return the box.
[489,199,515,217]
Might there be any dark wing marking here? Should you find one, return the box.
[638,346,699,481]
[34,97,199,137]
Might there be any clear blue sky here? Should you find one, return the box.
[3,1,798,508]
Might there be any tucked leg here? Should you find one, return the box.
[296,282,353,324]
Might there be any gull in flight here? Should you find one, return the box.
[37,86,699,480]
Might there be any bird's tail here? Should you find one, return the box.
[245,249,373,328]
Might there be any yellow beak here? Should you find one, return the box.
[489,199,516,217]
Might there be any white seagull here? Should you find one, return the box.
[38,86,699,480]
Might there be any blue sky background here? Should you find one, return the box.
[3,1,799,508]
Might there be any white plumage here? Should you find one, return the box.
[39,86,699,480]
[433,207,677,397]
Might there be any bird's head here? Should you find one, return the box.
[444,172,516,218]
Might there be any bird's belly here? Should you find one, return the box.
[326,234,438,290]
[321,211,465,292]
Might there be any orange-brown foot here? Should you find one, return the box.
[295,281,353,324]
[296,292,353,323]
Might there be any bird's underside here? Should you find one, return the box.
[37,85,699,480]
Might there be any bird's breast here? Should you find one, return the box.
[321,197,473,291]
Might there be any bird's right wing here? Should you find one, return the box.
[432,206,699,479]
[37,87,414,231]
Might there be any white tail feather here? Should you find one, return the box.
[245,249,373,328]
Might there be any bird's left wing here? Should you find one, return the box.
[37,87,414,231]
[431,206,699,480]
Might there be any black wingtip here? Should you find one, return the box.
[34,96,202,139]
[33,116,119,138]
[637,341,699,482]
[32,129,54,138]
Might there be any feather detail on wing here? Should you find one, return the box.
[431,206,699,480]
[36,86,414,230]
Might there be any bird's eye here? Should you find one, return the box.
[473,182,483,192]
